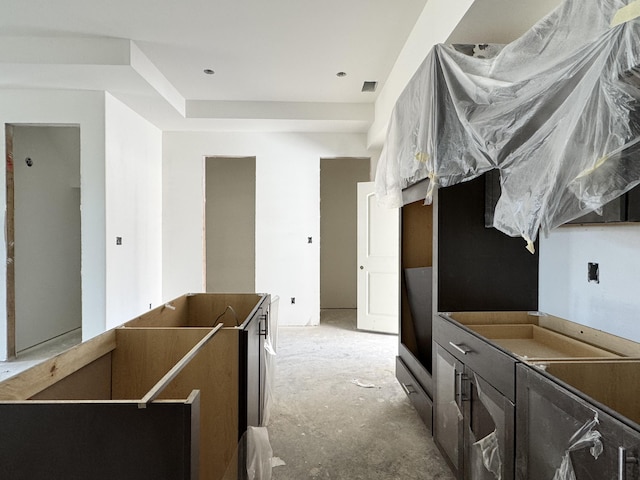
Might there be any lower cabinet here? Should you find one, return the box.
[516,364,640,480]
[0,293,272,480]
[434,343,515,480]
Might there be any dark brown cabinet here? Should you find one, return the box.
[396,173,538,436]
[433,315,516,480]
[516,363,640,480]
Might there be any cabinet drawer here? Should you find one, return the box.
[434,314,516,401]
[396,357,433,432]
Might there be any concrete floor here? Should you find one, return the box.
[267,309,454,480]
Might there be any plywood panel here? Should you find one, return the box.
[468,324,620,359]
[545,361,640,424]
[448,311,535,325]
[188,293,262,327]
[540,314,640,357]
[0,330,116,400]
[30,353,112,400]
[112,328,239,480]
[124,294,190,327]
[402,200,433,269]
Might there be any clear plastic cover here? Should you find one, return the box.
[223,426,274,480]
[470,373,505,480]
[375,0,640,250]
[552,414,603,480]
[261,295,279,427]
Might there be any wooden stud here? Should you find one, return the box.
[5,124,15,359]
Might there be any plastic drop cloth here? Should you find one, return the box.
[470,374,505,480]
[375,0,640,251]
[261,295,279,427]
[552,414,603,480]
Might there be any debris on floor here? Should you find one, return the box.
[351,379,378,388]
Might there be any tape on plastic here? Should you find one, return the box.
[611,0,640,27]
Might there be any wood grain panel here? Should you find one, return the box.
[0,330,116,400]
[402,200,433,269]
[112,327,239,480]
[30,353,112,400]
[124,294,190,327]
[5,124,15,359]
[545,361,640,424]
[540,314,640,357]
[188,293,262,327]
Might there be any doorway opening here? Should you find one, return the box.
[5,124,82,358]
[204,156,256,293]
[319,157,370,310]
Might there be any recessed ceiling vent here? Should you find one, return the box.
[361,81,378,92]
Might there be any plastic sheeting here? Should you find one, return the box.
[375,0,640,251]
[261,295,279,427]
[470,373,505,480]
[552,414,603,480]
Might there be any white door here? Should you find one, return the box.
[357,182,399,334]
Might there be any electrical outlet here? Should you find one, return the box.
[308,237,312,244]
[291,297,295,304]
[116,237,122,245]
[588,262,599,283]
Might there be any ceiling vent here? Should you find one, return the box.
[361,81,378,92]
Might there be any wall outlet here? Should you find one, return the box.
[291,297,295,304]
[116,236,122,245]
[588,262,599,283]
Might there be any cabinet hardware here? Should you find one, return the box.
[259,313,269,337]
[400,383,416,396]
[619,447,639,480]
[449,342,472,355]
[455,371,469,404]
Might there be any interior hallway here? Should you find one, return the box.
[268,309,453,480]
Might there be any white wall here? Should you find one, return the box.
[105,94,163,328]
[162,132,372,326]
[0,90,106,359]
[539,224,640,342]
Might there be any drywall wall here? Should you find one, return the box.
[0,89,106,360]
[162,132,372,326]
[205,157,256,293]
[105,93,162,329]
[368,0,474,147]
[12,126,81,352]
[320,158,370,308]
[539,224,640,342]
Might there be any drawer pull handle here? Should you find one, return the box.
[400,383,416,396]
[619,447,639,480]
[449,342,472,355]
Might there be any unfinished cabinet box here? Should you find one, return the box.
[126,293,271,432]
[0,293,271,480]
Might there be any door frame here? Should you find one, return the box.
[5,124,15,359]
[5,123,83,357]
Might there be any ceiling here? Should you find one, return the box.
[0,0,561,136]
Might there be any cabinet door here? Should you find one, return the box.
[465,373,514,480]
[516,364,640,480]
[435,343,465,478]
